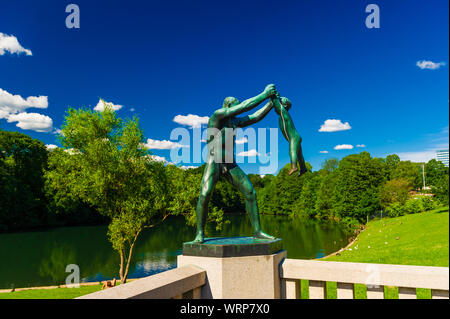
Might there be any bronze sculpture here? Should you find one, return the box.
[193,84,306,243]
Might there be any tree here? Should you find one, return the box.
[164,165,227,233]
[391,160,421,189]
[384,154,400,179]
[379,178,412,209]
[432,175,449,205]
[315,170,337,219]
[425,159,449,187]
[45,105,169,283]
[295,171,321,217]
[0,130,48,231]
[333,152,384,222]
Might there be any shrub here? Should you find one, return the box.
[419,196,436,211]
[385,202,405,218]
[403,198,423,214]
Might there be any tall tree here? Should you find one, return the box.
[45,105,169,283]
[0,130,48,230]
[333,152,384,222]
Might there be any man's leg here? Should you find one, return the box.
[225,164,275,240]
[194,161,220,243]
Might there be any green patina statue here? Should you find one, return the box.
[271,96,308,176]
[193,84,278,243]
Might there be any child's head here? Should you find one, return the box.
[274,97,292,114]
[280,97,292,111]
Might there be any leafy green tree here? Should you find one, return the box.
[425,159,449,187]
[333,152,384,222]
[315,171,337,219]
[431,175,449,205]
[0,130,48,231]
[165,165,227,233]
[379,178,412,209]
[294,172,321,217]
[45,105,168,283]
[391,160,422,189]
[384,154,400,179]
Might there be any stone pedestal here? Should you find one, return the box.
[177,237,286,299]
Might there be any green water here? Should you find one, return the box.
[0,214,351,289]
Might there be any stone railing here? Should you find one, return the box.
[77,265,205,299]
[280,259,449,299]
[77,256,449,299]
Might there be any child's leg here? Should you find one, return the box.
[288,137,299,175]
[296,141,308,176]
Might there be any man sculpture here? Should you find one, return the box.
[193,84,278,243]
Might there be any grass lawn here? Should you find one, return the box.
[314,206,449,299]
[325,206,449,267]
[0,284,103,299]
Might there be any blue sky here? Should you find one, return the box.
[0,0,448,174]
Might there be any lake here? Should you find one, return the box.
[0,214,351,289]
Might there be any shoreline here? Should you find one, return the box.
[0,278,138,294]
[318,226,365,260]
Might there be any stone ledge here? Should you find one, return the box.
[182,236,283,257]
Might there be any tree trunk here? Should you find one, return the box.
[119,249,125,284]
[121,230,141,284]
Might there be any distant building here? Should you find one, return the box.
[436,149,449,167]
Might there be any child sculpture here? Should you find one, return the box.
[271,95,308,176]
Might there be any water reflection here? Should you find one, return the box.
[0,215,350,288]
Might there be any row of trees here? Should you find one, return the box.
[1,105,448,282]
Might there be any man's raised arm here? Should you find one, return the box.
[214,84,277,120]
[236,101,274,127]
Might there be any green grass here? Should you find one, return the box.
[325,206,449,266]
[0,284,103,299]
[320,206,449,299]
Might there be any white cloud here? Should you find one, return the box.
[143,138,189,150]
[319,150,329,153]
[7,112,53,132]
[334,144,354,150]
[146,155,168,163]
[0,32,32,56]
[319,119,351,132]
[180,165,197,170]
[236,137,248,145]
[416,60,446,70]
[396,150,437,163]
[237,149,260,157]
[0,88,48,119]
[173,114,209,128]
[46,144,58,151]
[356,144,366,148]
[94,99,123,112]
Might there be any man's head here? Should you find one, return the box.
[223,97,240,108]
